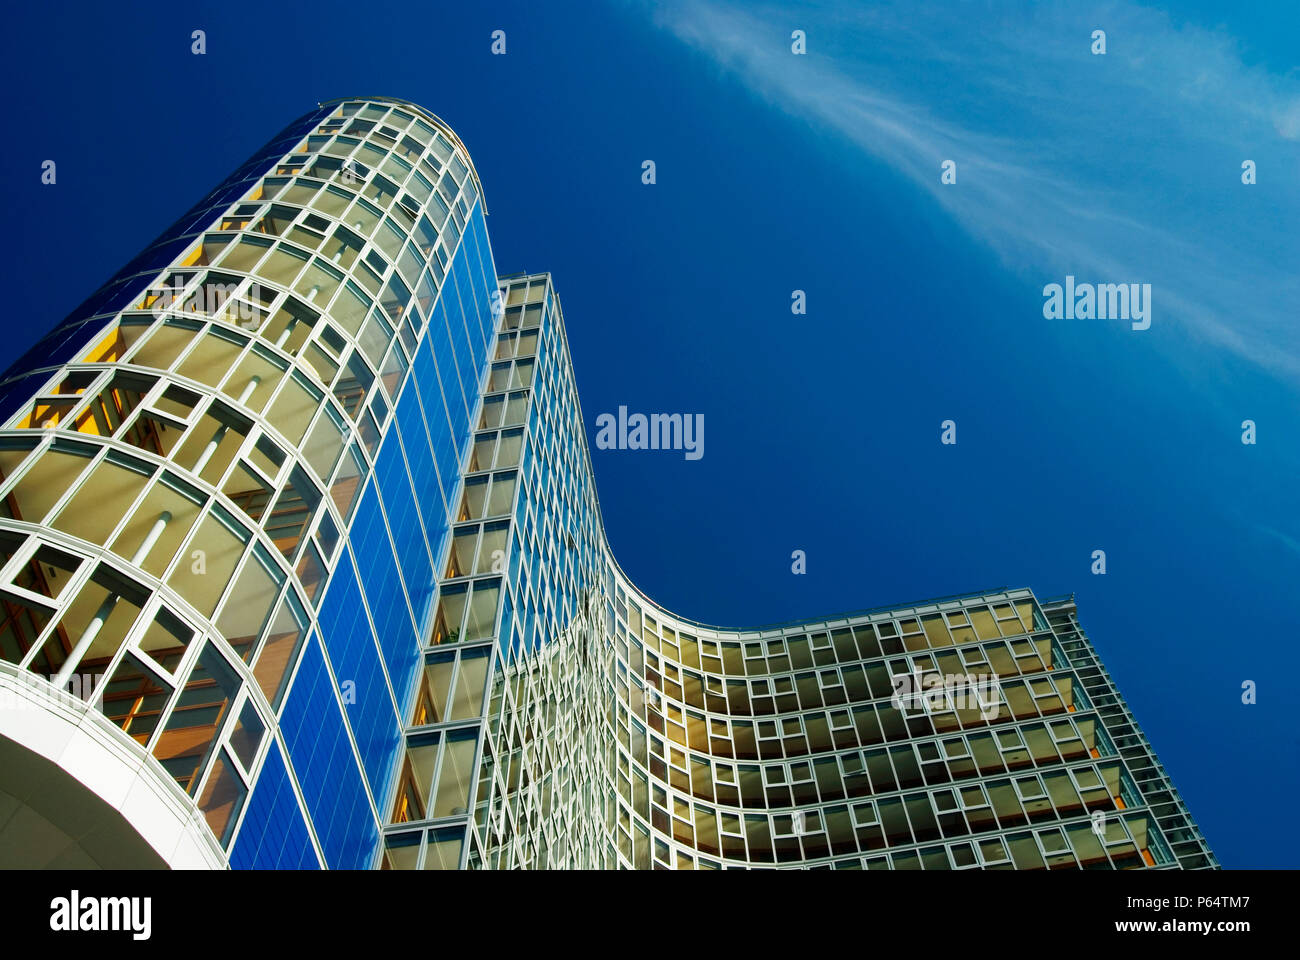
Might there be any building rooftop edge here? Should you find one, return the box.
[318,96,488,217]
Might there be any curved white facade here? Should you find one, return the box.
[0,663,224,868]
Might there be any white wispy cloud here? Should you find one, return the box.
[648,0,1300,379]
[1255,522,1300,558]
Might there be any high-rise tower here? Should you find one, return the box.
[0,99,1216,870]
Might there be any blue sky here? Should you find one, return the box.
[3,0,1297,868]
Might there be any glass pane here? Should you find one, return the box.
[174,331,246,389]
[34,566,147,677]
[51,457,152,547]
[227,700,265,770]
[264,375,319,447]
[153,644,241,793]
[222,462,274,523]
[295,541,326,606]
[329,444,366,520]
[222,350,286,414]
[173,404,249,485]
[431,587,466,644]
[127,320,200,371]
[266,467,320,559]
[475,525,507,575]
[214,551,283,662]
[98,652,172,743]
[422,828,463,869]
[0,591,54,665]
[486,474,515,517]
[301,408,345,479]
[166,512,246,617]
[109,475,205,577]
[445,528,476,578]
[252,591,308,705]
[10,544,81,601]
[464,582,500,641]
[197,749,247,846]
[423,656,455,723]
[137,605,193,671]
[448,650,489,721]
[431,734,477,817]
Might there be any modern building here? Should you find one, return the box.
[0,98,1217,870]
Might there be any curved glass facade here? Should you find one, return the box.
[0,99,1216,871]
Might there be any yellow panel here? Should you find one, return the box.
[82,327,126,363]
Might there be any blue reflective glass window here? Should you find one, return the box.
[315,547,402,799]
[395,388,436,504]
[281,636,380,869]
[451,242,485,357]
[375,433,435,634]
[229,741,319,869]
[430,297,468,427]
[348,490,420,702]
